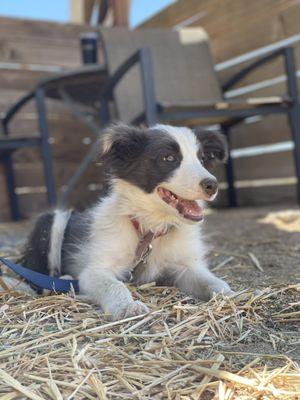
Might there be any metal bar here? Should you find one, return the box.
[99,97,111,126]
[35,88,57,207]
[100,48,159,125]
[59,92,111,206]
[2,152,20,220]
[283,47,300,203]
[139,48,158,126]
[216,34,300,71]
[284,47,299,101]
[222,49,285,92]
[0,138,41,150]
[3,91,35,129]
[222,126,237,207]
[59,139,101,206]
[58,87,100,134]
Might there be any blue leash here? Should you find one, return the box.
[0,257,80,294]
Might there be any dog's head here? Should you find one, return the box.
[100,124,227,224]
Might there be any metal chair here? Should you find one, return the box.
[0,88,56,220]
[0,64,110,220]
[99,27,300,207]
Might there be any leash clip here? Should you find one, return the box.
[140,243,153,264]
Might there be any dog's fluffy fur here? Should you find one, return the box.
[16,124,232,320]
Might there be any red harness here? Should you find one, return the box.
[129,217,170,275]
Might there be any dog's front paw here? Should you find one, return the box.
[111,301,149,321]
[195,277,233,301]
[207,277,233,298]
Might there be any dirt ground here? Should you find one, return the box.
[205,205,300,289]
[204,205,300,367]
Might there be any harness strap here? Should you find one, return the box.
[0,257,80,294]
[129,217,171,276]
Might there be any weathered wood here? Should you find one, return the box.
[0,17,106,220]
[229,115,291,150]
[0,17,99,68]
[71,0,95,24]
[0,69,50,91]
[13,161,103,188]
[140,0,298,63]
[16,184,101,218]
[215,183,297,207]
[235,151,294,180]
[0,161,105,220]
[214,150,295,182]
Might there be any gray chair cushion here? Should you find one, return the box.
[100,28,222,123]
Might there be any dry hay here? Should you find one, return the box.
[0,283,299,399]
[260,210,300,232]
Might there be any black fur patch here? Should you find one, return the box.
[101,125,183,193]
[18,212,55,292]
[61,211,92,277]
[194,129,228,169]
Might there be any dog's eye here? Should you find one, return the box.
[163,155,176,162]
[200,152,215,164]
[199,154,206,164]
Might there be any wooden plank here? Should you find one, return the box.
[215,183,297,207]
[0,17,105,220]
[17,183,101,219]
[218,44,300,89]
[229,115,291,149]
[13,161,104,188]
[0,69,51,91]
[0,17,94,39]
[139,0,298,63]
[0,17,99,68]
[233,150,293,181]
[0,160,105,221]
[214,149,295,182]
[70,0,95,24]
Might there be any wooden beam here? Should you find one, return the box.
[138,0,299,63]
[70,0,95,24]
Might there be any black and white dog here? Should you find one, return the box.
[17,124,232,320]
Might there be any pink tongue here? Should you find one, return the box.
[176,199,203,221]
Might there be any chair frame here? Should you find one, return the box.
[99,45,300,207]
[0,87,56,220]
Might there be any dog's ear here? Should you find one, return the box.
[100,123,148,168]
[194,129,228,168]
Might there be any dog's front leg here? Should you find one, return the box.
[174,264,233,301]
[79,269,149,320]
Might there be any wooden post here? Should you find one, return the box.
[70,0,95,24]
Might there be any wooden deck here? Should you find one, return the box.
[0,17,104,221]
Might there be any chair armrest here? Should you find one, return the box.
[101,47,157,125]
[222,46,296,95]
[2,91,35,133]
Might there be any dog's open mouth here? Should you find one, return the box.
[157,187,203,221]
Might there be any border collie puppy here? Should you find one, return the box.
[19,124,232,320]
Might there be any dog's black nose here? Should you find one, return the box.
[200,178,218,196]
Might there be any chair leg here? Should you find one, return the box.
[283,47,300,204]
[288,105,300,204]
[35,88,57,207]
[2,152,21,220]
[222,126,237,207]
